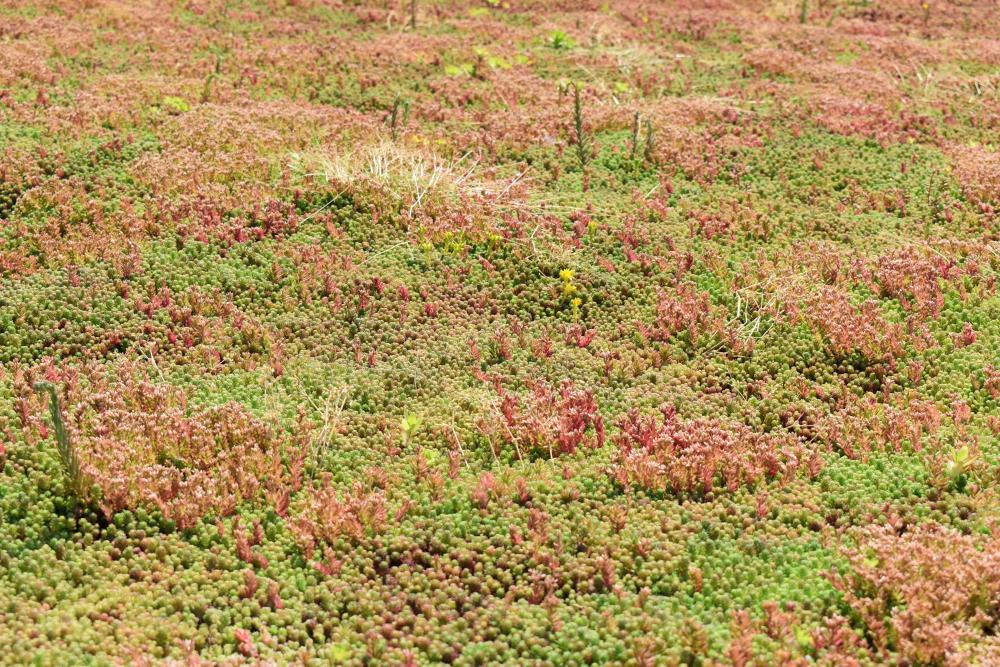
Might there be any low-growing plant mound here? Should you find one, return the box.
[832,524,1000,665]
[16,363,307,528]
[610,407,814,496]
[289,478,388,559]
[478,379,605,460]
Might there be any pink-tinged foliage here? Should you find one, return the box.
[610,407,809,496]
[646,284,714,343]
[981,365,1000,399]
[233,628,256,658]
[945,142,1000,218]
[797,287,904,360]
[15,362,306,529]
[479,380,604,460]
[818,393,943,459]
[724,604,872,665]
[289,478,387,559]
[1,0,999,662]
[831,524,1000,665]
[865,247,951,321]
[637,283,749,353]
[240,570,259,600]
[470,472,499,510]
[812,95,934,146]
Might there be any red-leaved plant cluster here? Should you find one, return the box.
[478,379,605,460]
[830,524,1000,666]
[945,142,1000,220]
[796,286,904,361]
[644,283,715,344]
[725,602,871,666]
[289,477,387,560]
[15,360,307,528]
[865,247,953,322]
[817,392,944,460]
[636,282,750,353]
[609,406,814,496]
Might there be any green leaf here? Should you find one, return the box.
[444,63,475,77]
[549,30,575,50]
[328,643,352,662]
[401,413,423,436]
[162,96,190,114]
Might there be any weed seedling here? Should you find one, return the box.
[549,30,575,50]
[400,413,423,447]
[572,83,590,169]
[643,119,655,163]
[945,445,973,491]
[629,111,640,162]
[201,52,224,103]
[389,95,411,141]
[33,382,89,508]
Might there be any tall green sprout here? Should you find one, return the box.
[34,382,89,506]
[629,111,640,162]
[644,118,655,163]
[573,83,590,169]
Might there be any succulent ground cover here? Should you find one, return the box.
[1,0,1000,664]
